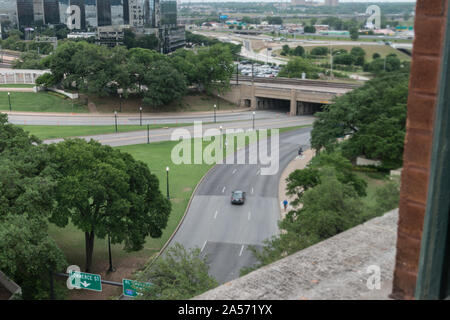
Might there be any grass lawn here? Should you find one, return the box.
[90,92,240,113]
[356,171,394,208]
[18,123,192,140]
[0,91,88,113]
[47,125,310,298]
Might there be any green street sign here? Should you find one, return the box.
[122,279,152,297]
[69,270,102,292]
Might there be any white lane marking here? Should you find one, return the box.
[256,169,261,175]
[232,168,237,174]
[222,186,226,193]
[214,210,218,219]
[251,187,254,194]
[248,211,251,220]
[239,245,245,257]
[201,240,208,252]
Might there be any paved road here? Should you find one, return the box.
[43,115,315,147]
[6,110,287,126]
[166,127,312,284]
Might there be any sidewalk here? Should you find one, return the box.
[278,149,316,220]
[1,107,253,118]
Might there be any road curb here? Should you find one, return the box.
[144,163,218,269]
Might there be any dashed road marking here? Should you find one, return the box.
[239,245,245,257]
[201,240,208,252]
[222,186,226,193]
[214,211,218,219]
[248,211,251,220]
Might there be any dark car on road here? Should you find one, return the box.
[231,190,246,205]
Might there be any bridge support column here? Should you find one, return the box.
[290,89,297,116]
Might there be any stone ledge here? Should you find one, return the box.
[194,209,398,300]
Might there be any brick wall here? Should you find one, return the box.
[391,0,449,300]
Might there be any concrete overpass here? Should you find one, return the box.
[219,76,361,116]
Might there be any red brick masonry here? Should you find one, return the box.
[391,0,449,299]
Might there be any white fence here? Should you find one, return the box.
[0,68,50,85]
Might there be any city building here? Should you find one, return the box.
[43,0,60,25]
[16,0,35,27]
[97,0,111,26]
[324,0,338,6]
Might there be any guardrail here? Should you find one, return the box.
[232,75,363,90]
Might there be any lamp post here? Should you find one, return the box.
[139,107,143,126]
[214,104,217,123]
[252,111,256,130]
[107,234,115,272]
[147,124,150,144]
[220,125,223,147]
[166,167,170,200]
[8,92,11,112]
[119,94,123,112]
[114,111,118,133]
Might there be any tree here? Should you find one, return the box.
[311,71,409,168]
[310,46,329,56]
[373,53,381,60]
[242,167,365,273]
[140,243,218,300]
[48,139,171,272]
[0,214,67,300]
[286,168,320,206]
[304,25,316,34]
[350,27,359,41]
[281,44,291,56]
[333,53,356,66]
[292,45,305,57]
[192,44,235,93]
[278,57,320,79]
[142,61,187,109]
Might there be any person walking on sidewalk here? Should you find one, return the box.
[283,199,288,211]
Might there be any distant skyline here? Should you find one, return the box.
[179,1,416,3]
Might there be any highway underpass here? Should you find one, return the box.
[220,76,360,116]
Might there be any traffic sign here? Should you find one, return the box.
[122,279,152,297]
[69,270,102,292]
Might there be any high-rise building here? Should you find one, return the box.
[97,0,111,26]
[44,0,61,24]
[33,0,45,24]
[16,0,35,27]
[160,0,176,26]
[123,0,129,24]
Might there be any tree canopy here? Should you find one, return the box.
[47,139,171,272]
[311,70,409,168]
[140,243,218,300]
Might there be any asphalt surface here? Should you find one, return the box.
[43,115,315,147]
[7,110,285,126]
[166,127,312,284]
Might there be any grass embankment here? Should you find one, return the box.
[90,92,239,113]
[0,91,88,113]
[47,125,310,298]
[18,123,192,140]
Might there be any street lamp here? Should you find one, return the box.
[166,167,170,200]
[252,111,256,130]
[107,234,115,272]
[214,104,217,123]
[139,107,143,126]
[114,111,118,133]
[119,93,123,112]
[220,125,223,147]
[8,92,11,112]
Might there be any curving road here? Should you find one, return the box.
[165,127,312,284]
[6,110,286,126]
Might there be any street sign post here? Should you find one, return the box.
[122,279,152,297]
[69,270,102,292]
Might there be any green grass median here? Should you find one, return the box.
[18,123,192,140]
[0,91,88,113]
